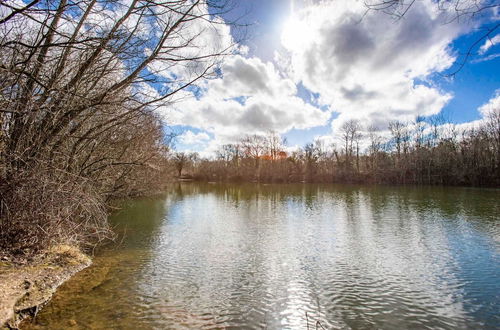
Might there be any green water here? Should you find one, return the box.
[25,183,500,329]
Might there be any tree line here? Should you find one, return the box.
[177,112,500,187]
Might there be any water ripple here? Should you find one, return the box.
[25,184,500,330]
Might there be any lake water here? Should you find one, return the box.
[25,183,500,329]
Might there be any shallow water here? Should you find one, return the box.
[25,183,500,329]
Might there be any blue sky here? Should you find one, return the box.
[169,0,499,155]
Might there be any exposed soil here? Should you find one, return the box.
[0,246,91,329]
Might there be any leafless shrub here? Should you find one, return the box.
[0,0,238,255]
[0,166,112,255]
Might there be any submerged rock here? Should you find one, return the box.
[0,245,91,329]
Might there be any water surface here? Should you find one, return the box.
[26,183,500,329]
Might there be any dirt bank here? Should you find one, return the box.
[0,246,91,329]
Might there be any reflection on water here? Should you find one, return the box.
[25,183,500,329]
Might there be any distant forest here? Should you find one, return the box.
[174,115,500,187]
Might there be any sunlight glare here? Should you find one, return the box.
[282,14,311,50]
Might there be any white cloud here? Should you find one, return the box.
[178,130,210,145]
[136,2,240,99]
[280,0,462,133]
[478,89,500,116]
[314,89,500,152]
[479,34,500,54]
[156,0,493,157]
[472,53,500,63]
[160,55,331,153]
[207,56,296,99]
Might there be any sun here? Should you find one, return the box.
[282,14,311,50]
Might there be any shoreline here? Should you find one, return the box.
[177,178,500,189]
[0,246,91,329]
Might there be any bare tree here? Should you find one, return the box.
[340,119,362,170]
[367,125,383,174]
[0,0,237,175]
[389,120,404,160]
[265,131,287,160]
[484,107,500,173]
[365,0,499,20]
[240,134,267,181]
[217,144,241,164]
[240,134,267,159]
[0,0,238,253]
[173,152,198,177]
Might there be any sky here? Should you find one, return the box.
[164,0,500,156]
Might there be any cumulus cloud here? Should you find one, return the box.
[478,89,500,116]
[314,89,500,153]
[440,91,500,136]
[160,55,331,152]
[138,1,239,99]
[207,56,296,98]
[280,0,462,132]
[178,130,211,145]
[156,0,492,157]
